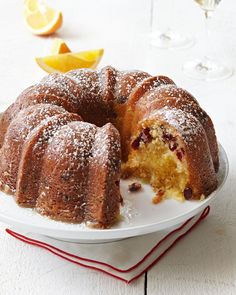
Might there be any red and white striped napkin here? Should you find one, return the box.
[6,206,210,284]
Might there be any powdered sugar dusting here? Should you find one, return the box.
[91,124,121,174]
[143,84,196,103]
[10,104,67,139]
[151,106,205,145]
[32,113,80,151]
[40,73,79,103]
[66,69,102,103]
[46,121,97,165]
[120,198,139,224]
[114,70,150,103]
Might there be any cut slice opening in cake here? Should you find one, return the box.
[122,121,191,202]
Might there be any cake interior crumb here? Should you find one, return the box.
[122,122,189,201]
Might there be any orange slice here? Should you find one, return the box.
[51,38,71,54]
[24,0,38,12]
[35,48,104,73]
[24,0,63,36]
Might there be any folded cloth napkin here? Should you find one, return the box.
[6,206,210,284]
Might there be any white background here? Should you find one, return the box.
[0,0,236,294]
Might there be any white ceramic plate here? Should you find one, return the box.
[0,144,228,243]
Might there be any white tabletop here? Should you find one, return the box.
[0,0,236,294]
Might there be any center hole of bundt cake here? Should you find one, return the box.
[122,124,189,201]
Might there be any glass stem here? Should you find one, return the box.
[203,10,212,65]
[150,0,154,33]
[164,0,174,36]
[150,0,174,37]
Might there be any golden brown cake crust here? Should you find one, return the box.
[16,112,82,208]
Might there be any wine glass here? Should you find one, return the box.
[183,0,233,81]
[149,0,194,49]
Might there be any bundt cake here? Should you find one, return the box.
[0,66,219,228]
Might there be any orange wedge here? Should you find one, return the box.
[24,0,63,36]
[51,38,71,54]
[24,0,38,12]
[35,49,104,73]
